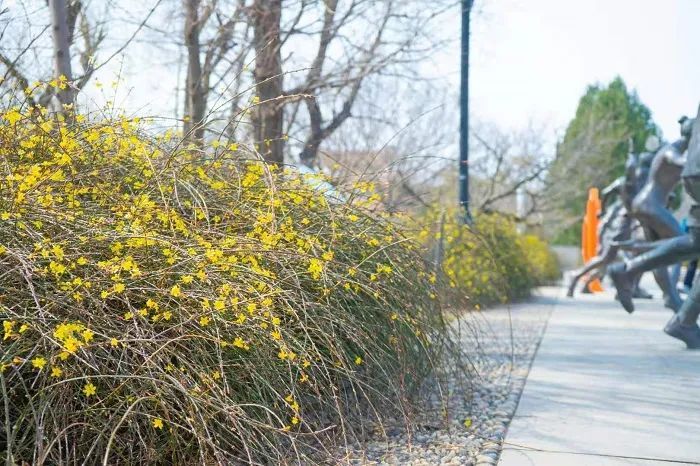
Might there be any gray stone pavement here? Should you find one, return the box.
[500,281,700,465]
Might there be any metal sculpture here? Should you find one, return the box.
[609,108,700,348]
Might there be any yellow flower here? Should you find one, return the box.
[170,285,182,297]
[3,320,14,340]
[83,382,97,397]
[31,357,47,370]
[152,418,164,429]
[113,283,126,293]
[51,366,63,378]
[181,275,194,284]
[3,109,22,124]
[199,316,210,326]
[233,337,248,349]
[308,258,324,280]
[81,329,94,343]
[110,338,119,347]
[354,356,363,365]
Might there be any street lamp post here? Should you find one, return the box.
[459,0,474,225]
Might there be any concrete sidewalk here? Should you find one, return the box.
[500,284,700,465]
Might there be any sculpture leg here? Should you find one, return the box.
[643,207,683,239]
[664,279,700,348]
[624,251,652,298]
[581,267,608,294]
[567,248,615,297]
[683,259,697,288]
[608,233,700,313]
[641,227,683,312]
[632,275,653,299]
[651,266,682,312]
[664,180,700,347]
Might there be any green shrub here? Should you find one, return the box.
[0,108,452,464]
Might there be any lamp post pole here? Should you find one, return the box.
[459,0,474,225]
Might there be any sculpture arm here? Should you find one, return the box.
[665,141,687,167]
[600,178,622,216]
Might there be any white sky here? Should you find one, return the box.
[437,0,700,140]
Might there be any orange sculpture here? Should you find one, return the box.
[581,188,604,292]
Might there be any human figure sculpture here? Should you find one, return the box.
[567,152,637,297]
[568,139,656,298]
[635,136,660,191]
[609,108,700,348]
[626,118,692,311]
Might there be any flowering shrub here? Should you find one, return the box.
[0,108,451,464]
[419,210,559,305]
[520,234,561,284]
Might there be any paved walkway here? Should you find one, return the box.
[500,283,700,465]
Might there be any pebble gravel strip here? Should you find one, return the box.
[337,287,558,465]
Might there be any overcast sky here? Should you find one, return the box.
[451,0,700,140]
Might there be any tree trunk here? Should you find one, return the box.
[252,0,284,165]
[48,0,74,108]
[184,0,207,143]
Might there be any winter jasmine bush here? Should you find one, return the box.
[418,209,560,306]
[0,106,454,464]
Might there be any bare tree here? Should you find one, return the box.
[468,122,553,223]
[0,0,104,109]
[285,0,455,167]
[251,0,283,163]
[169,0,456,164]
[183,0,208,140]
[48,0,74,106]
[181,0,245,143]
